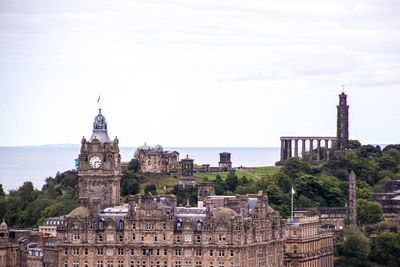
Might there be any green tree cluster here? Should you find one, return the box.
[0,170,79,227]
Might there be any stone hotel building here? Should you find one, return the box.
[29,108,333,267]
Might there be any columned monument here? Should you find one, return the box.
[277,91,350,165]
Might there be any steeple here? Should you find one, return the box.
[90,108,111,143]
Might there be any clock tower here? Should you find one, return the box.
[77,109,121,213]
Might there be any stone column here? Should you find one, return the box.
[280,139,285,162]
[325,139,329,160]
[317,139,321,161]
[288,140,292,159]
[302,139,306,159]
[348,171,357,227]
[309,139,313,162]
[294,139,299,158]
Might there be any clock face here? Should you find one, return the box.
[89,156,102,169]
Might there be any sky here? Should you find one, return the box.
[0,0,399,147]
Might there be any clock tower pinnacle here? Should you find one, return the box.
[77,109,121,213]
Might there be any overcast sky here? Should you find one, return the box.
[0,0,399,147]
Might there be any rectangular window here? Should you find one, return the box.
[164,262,167,267]
[195,262,202,267]
[99,235,103,242]
[218,250,224,257]
[184,234,192,241]
[107,248,114,256]
[154,235,158,243]
[107,234,114,241]
[141,234,144,242]
[185,261,191,267]
[164,249,167,256]
[132,233,136,240]
[209,250,213,257]
[73,232,80,240]
[132,223,136,230]
[118,261,124,267]
[64,248,68,256]
[185,249,191,256]
[156,249,160,256]
[143,249,147,256]
[119,235,123,242]
[175,262,181,267]
[131,249,134,256]
[175,249,181,256]
[195,249,202,256]
[230,250,234,257]
[176,236,181,243]
[85,248,88,256]
[118,248,124,256]
[196,236,201,243]
[97,261,104,267]
[163,224,166,230]
[97,248,104,256]
[209,262,213,267]
[163,233,166,241]
[107,261,114,267]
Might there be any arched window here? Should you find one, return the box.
[176,219,182,230]
[196,220,203,231]
[293,245,297,254]
[99,220,104,230]
[119,220,124,230]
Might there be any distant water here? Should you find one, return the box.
[0,145,279,192]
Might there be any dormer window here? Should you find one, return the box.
[119,220,124,230]
[176,219,182,230]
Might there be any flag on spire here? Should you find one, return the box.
[291,187,295,195]
[97,95,101,103]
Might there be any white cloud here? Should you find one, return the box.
[0,0,399,147]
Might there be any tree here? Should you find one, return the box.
[369,232,400,266]
[335,227,371,267]
[214,175,226,195]
[275,172,292,193]
[356,199,383,226]
[281,157,311,180]
[128,159,140,172]
[0,184,5,198]
[144,184,157,195]
[121,178,139,196]
[22,198,55,227]
[225,171,239,192]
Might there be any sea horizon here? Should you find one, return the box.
[0,145,280,192]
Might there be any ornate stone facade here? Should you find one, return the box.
[284,216,334,267]
[78,109,122,213]
[135,144,180,174]
[38,108,334,267]
[0,222,18,267]
[54,191,285,267]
